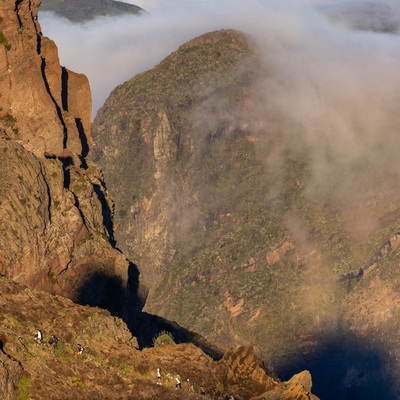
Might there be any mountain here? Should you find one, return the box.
[91,28,400,399]
[0,1,318,399]
[40,0,145,22]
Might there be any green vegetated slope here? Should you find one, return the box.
[40,0,144,22]
[91,28,400,396]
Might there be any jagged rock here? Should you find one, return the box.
[0,120,131,306]
[220,345,277,399]
[251,370,319,400]
[0,0,90,160]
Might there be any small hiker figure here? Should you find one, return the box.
[156,368,162,385]
[200,385,206,395]
[187,379,194,392]
[77,344,84,355]
[34,329,43,345]
[175,376,181,389]
[48,335,58,349]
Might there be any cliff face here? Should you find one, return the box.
[0,0,129,304]
[92,29,257,292]
[0,0,90,158]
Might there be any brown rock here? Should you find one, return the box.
[266,239,296,266]
[220,345,277,399]
[0,0,131,307]
[0,351,21,400]
[0,0,91,161]
[251,370,319,400]
[0,138,130,302]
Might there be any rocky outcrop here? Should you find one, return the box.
[252,370,319,400]
[0,0,90,160]
[0,0,131,308]
[0,136,130,299]
[219,346,318,399]
[220,346,277,399]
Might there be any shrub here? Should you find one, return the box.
[152,330,175,347]
[0,112,16,126]
[0,31,10,51]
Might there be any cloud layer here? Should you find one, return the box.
[39,0,229,117]
[39,0,400,120]
[39,0,400,207]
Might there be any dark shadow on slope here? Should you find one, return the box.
[277,333,398,400]
[61,67,69,111]
[75,118,89,159]
[76,271,125,317]
[75,263,223,360]
[93,183,116,247]
[132,311,223,360]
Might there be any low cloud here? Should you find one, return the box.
[39,0,400,208]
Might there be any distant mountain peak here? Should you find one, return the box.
[40,0,145,22]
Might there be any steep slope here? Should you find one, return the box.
[40,0,144,22]
[92,28,400,399]
[0,277,318,400]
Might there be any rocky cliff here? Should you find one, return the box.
[0,0,130,307]
[92,27,400,399]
